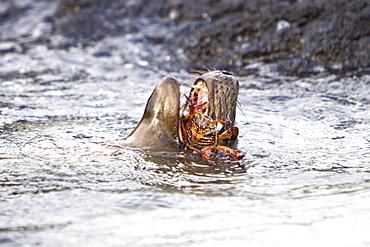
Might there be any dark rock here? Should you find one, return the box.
[175,0,370,76]
[0,0,369,76]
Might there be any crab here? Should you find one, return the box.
[180,80,243,161]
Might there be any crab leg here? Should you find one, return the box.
[213,145,244,160]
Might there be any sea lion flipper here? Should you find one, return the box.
[124,76,180,149]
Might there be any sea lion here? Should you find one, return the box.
[124,71,240,151]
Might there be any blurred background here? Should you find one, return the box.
[0,0,369,79]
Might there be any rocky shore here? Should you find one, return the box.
[0,0,369,77]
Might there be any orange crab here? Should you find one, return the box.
[180,80,243,161]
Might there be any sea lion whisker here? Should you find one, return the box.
[237,100,247,118]
[189,69,207,75]
[217,91,227,102]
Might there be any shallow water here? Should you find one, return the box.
[1,1,370,246]
[1,58,370,246]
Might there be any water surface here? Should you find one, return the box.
[1,64,370,246]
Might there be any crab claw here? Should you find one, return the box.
[217,119,231,124]
[214,145,244,160]
[200,147,216,161]
[218,125,239,141]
